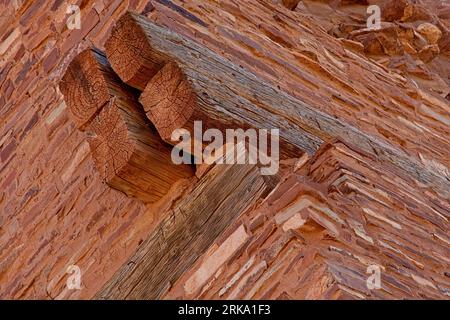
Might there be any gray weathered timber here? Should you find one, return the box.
[108,12,449,198]
[95,163,277,299]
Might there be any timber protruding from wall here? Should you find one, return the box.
[105,12,170,91]
[100,12,450,199]
[139,61,198,144]
[59,47,194,203]
[59,48,133,131]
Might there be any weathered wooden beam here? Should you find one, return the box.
[139,61,296,160]
[139,61,201,143]
[60,47,194,203]
[105,12,449,198]
[59,48,133,130]
[104,17,169,91]
[86,96,194,203]
[106,14,305,160]
[95,163,278,299]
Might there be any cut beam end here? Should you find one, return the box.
[139,61,197,143]
[105,12,168,91]
[87,99,134,185]
[60,48,115,130]
[87,95,194,203]
[60,45,194,203]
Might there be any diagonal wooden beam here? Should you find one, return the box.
[95,162,278,299]
[104,12,449,198]
[104,16,170,91]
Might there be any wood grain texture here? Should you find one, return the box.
[139,61,198,143]
[104,14,170,91]
[60,47,194,203]
[104,12,450,198]
[139,61,297,160]
[86,94,194,203]
[95,162,278,299]
[59,48,134,130]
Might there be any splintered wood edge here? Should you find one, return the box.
[139,61,197,142]
[105,12,168,91]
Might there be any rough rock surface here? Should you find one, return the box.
[0,0,449,299]
[166,141,449,299]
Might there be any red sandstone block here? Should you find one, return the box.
[42,48,60,74]
[61,9,100,55]
[1,169,17,189]
[19,111,39,140]
[0,140,17,162]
